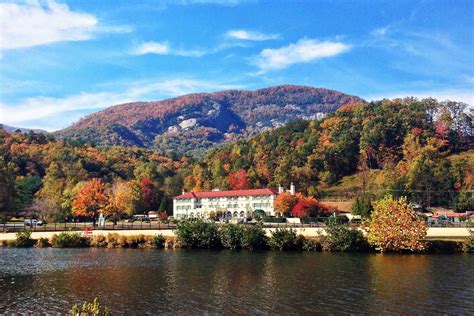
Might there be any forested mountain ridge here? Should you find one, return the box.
[1,96,472,220]
[55,85,364,154]
[184,98,473,208]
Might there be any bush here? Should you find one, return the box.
[302,237,323,251]
[268,228,303,251]
[35,237,50,248]
[14,230,34,247]
[219,224,244,250]
[90,235,107,247]
[175,219,221,249]
[462,230,473,253]
[324,224,367,252]
[425,240,465,253]
[51,232,89,248]
[70,297,109,316]
[241,224,268,250]
[151,234,165,249]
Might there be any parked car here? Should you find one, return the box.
[24,219,45,226]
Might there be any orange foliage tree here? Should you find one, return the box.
[274,192,300,215]
[72,178,108,222]
[368,196,427,252]
[292,197,329,218]
[227,169,249,190]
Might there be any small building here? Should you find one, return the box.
[173,188,279,220]
[430,212,474,224]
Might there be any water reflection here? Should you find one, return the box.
[0,248,472,314]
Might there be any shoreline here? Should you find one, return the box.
[0,227,471,242]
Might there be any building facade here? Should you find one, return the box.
[173,188,280,219]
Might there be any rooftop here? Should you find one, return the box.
[174,188,278,199]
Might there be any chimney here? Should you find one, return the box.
[278,185,284,194]
[290,183,295,195]
[182,189,186,195]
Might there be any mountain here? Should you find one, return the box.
[56,85,364,153]
[1,124,48,134]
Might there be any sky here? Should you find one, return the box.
[0,0,473,131]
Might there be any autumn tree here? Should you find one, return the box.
[0,158,17,216]
[291,196,328,218]
[72,178,108,224]
[138,178,160,214]
[274,192,299,216]
[30,198,62,222]
[107,181,140,220]
[368,196,427,252]
[227,169,249,190]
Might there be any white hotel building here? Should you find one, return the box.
[173,184,295,219]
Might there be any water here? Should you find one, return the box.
[0,248,473,315]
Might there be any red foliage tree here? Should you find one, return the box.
[72,178,108,221]
[274,192,300,215]
[139,178,160,213]
[227,169,249,190]
[291,197,329,218]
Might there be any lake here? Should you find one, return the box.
[0,248,472,314]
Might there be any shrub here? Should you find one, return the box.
[35,237,51,248]
[241,224,268,250]
[51,232,89,248]
[425,240,464,254]
[268,228,303,251]
[368,196,427,252]
[462,230,474,253]
[323,224,367,252]
[90,235,107,247]
[175,219,221,249]
[219,224,244,250]
[302,237,323,251]
[151,234,165,249]
[70,297,109,316]
[14,230,34,247]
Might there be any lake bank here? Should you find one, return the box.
[0,227,471,241]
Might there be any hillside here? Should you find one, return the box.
[55,85,364,153]
[0,124,48,134]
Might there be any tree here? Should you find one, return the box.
[368,196,427,252]
[30,198,62,222]
[0,158,17,215]
[227,169,249,190]
[107,181,139,220]
[138,178,160,213]
[72,178,108,223]
[291,197,328,217]
[351,196,374,218]
[453,192,473,213]
[14,175,42,210]
[274,192,299,216]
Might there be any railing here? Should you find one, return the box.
[2,220,472,233]
[1,221,177,233]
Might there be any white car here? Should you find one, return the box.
[24,219,45,226]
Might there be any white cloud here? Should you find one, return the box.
[131,41,206,57]
[254,39,351,73]
[0,79,244,131]
[226,29,279,41]
[365,89,474,107]
[0,0,130,50]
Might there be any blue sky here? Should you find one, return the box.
[0,0,473,131]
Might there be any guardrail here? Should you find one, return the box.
[1,222,177,233]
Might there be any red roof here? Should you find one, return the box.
[174,188,278,199]
[432,212,474,218]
